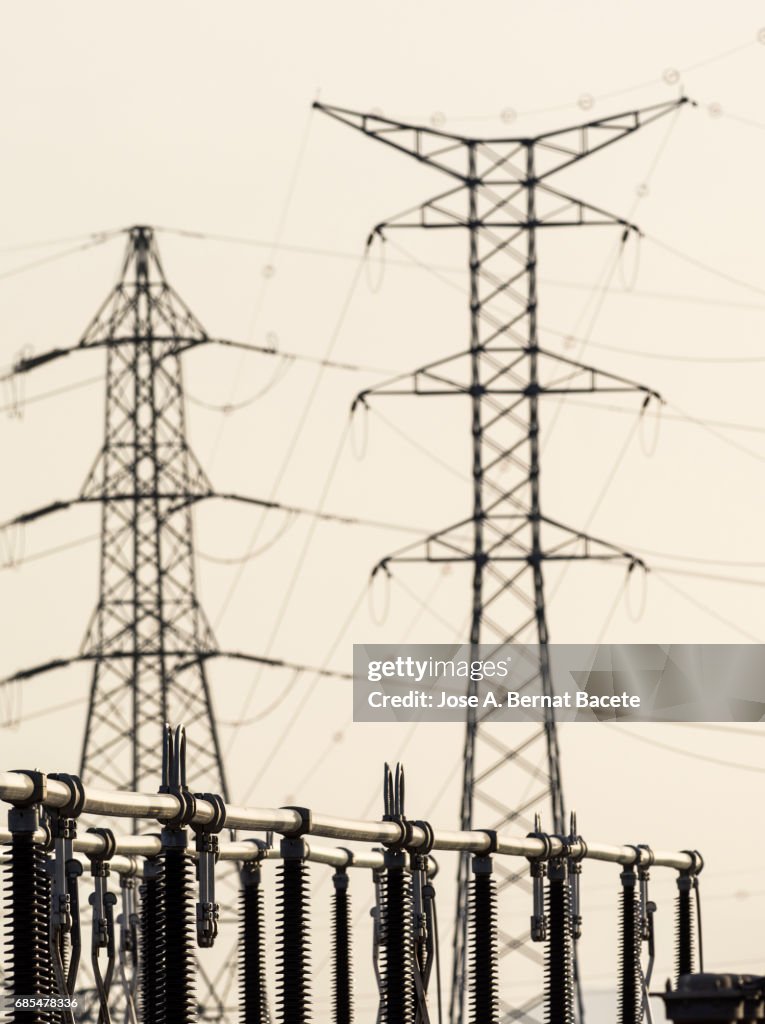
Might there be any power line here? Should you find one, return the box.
[211,252,367,633]
[566,396,765,437]
[0,375,102,416]
[205,107,317,468]
[407,33,759,125]
[542,324,765,365]
[645,233,765,299]
[0,231,120,285]
[652,571,762,643]
[665,398,765,465]
[613,724,765,774]
[651,566,765,587]
[227,419,352,729]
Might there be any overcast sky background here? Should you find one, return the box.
[1,3,764,1019]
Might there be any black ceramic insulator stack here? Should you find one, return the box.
[468,857,498,1024]
[240,866,270,1023]
[163,847,196,1024]
[544,863,574,1024]
[379,857,414,1024]
[4,832,53,1024]
[276,845,311,1024]
[331,869,353,1024]
[618,868,641,1024]
[140,861,166,1024]
[675,876,694,982]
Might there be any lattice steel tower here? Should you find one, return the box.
[316,97,688,1024]
[2,225,333,1020]
[77,226,225,794]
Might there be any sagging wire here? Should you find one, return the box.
[276,810,312,1024]
[211,250,366,637]
[186,354,293,414]
[3,772,53,1021]
[197,510,297,566]
[332,862,354,1024]
[239,841,271,1023]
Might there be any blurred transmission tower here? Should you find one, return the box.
[316,97,689,1024]
[1,225,354,1020]
[78,226,225,793]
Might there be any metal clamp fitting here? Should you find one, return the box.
[680,849,704,876]
[160,723,197,829]
[280,805,313,838]
[48,773,86,819]
[192,793,226,949]
[87,827,117,865]
[473,829,499,856]
[527,818,549,942]
[9,769,47,809]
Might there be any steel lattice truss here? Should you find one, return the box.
[77,227,225,795]
[315,98,689,1024]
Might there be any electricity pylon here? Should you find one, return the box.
[0,225,352,1020]
[1,226,351,794]
[78,225,225,793]
[315,97,689,1023]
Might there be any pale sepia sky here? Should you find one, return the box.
[1,3,764,1018]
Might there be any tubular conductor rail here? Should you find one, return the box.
[0,735,704,1024]
[0,769,697,871]
[0,827,436,875]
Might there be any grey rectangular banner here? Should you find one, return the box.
[352,644,765,723]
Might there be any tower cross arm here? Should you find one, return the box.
[351,344,663,403]
[313,97,694,186]
[531,96,694,180]
[313,101,473,182]
[367,513,647,575]
[0,650,353,692]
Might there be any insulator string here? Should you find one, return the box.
[240,864,271,1024]
[674,875,695,981]
[545,860,575,1024]
[162,846,196,1024]
[332,868,354,1024]
[139,859,166,1024]
[618,866,642,1024]
[3,829,53,1023]
[276,840,312,1024]
[468,855,498,1024]
[379,853,414,1024]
